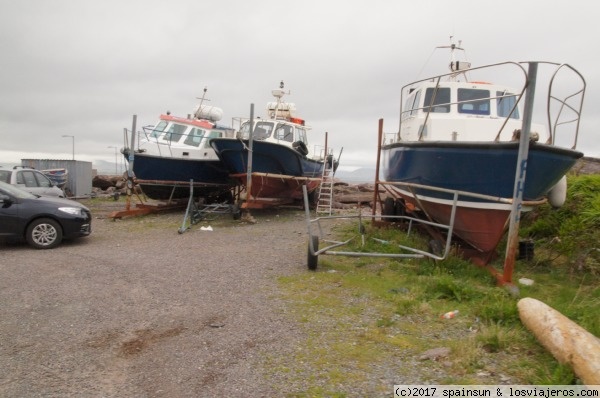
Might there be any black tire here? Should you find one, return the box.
[307,235,319,271]
[382,197,395,221]
[394,198,406,218]
[26,218,63,249]
[292,141,309,156]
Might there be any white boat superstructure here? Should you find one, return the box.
[397,67,547,144]
[138,105,235,160]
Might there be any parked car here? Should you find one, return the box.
[0,166,65,197]
[0,181,91,249]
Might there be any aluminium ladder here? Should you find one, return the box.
[315,150,338,215]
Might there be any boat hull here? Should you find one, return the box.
[381,141,583,254]
[125,152,235,200]
[210,139,325,202]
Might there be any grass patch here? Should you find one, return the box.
[272,174,599,394]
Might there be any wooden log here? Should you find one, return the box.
[517,297,600,385]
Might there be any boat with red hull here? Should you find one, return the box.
[380,43,585,262]
[210,82,336,208]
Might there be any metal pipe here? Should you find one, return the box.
[372,119,384,220]
[502,62,538,285]
[128,115,137,177]
[245,104,254,201]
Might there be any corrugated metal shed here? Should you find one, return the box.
[21,159,93,197]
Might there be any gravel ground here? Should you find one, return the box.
[0,201,317,397]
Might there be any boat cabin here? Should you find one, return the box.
[398,81,546,143]
[238,119,309,150]
[139,114,235,160]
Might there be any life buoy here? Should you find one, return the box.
[292,141,308,156]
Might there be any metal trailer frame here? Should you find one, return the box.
[302,181,545,286]
[178,179,241,233]
[302,184,459,269]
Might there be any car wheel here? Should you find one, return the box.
[26,218,63,249]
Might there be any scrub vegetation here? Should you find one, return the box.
[275,174,599,394]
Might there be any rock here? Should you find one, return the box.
[418,347,451,361]
[92,175,114,190]
[518,297,600,385]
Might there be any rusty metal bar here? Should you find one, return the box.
[502,62,538,285]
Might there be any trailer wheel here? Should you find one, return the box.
[382,197,395,221]
[394,198,406,217]
[307,235,319,271]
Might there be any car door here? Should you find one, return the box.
[15,170,62,197]
[0,188,20,236]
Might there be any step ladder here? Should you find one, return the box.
[316,148,342,215]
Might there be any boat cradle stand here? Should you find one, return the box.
[107,178,230,220]
[178,180,241,234]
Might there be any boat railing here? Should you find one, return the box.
[546,63,586,149]
[396,61,585,149]
[302,179,546,269]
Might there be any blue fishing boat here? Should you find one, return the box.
[210,82,336,208]
[380,42,585,263]
[122,89,237,201]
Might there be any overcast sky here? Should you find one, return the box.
[1,0,598,171]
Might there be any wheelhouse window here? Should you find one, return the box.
[458,89,490,115]
[162,123,187,143]
[297,127,308,145]
[150,120,168,138]
[496,91,520,119]
[240,121,274,140]
[183,128,206,147]
[423,87,451,113]
[402,89,422,119]
[275,124,294,142]
[253,121,273,140]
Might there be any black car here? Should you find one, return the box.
[0,181,91,249]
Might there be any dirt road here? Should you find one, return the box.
[0,204,310,397]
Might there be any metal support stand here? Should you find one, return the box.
[178,180,240,233]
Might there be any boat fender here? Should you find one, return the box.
[292,141,309,156]
[548,175,567,208]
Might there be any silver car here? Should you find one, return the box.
[0,166,65,197]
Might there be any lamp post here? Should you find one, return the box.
[62,135,75,160]
[108,146,118,175]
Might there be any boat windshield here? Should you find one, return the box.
[162,123,188,143]
[497,91,520,119]
[458,89,490,115]
[149,120,168,138]
[296,127,308,145]
[274,123,294,142]
[183,128,207,147]
[240,121,274,140]
[423,87,451,113]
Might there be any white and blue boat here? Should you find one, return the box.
[122,92,237,201]
[210,82,336,208]
[380,43,585,263]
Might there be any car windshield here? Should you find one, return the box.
[0,181,37,199]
